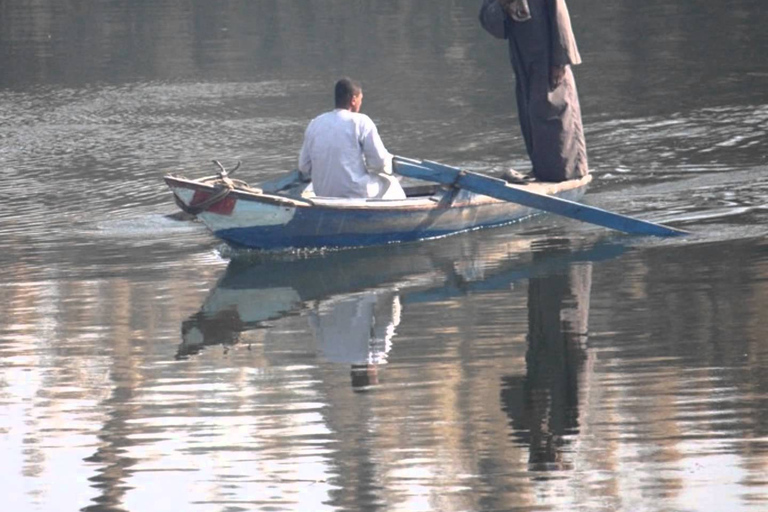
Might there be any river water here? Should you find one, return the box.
[2,1,768,511]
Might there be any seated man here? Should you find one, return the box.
[298,78,406,199]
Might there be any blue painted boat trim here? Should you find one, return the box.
[214,209,536,249]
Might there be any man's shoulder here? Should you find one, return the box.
[350,111,374,123]
[305,110,337,132]
[308,110,376,132]
[349,112,377,131]
[310,110,337,123]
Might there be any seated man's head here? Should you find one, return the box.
[335,78,363,112]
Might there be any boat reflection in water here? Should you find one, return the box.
[501,242,593,470]
[179,233,621,399]
[178,243,443,389]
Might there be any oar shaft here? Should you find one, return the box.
[394,157,688,237]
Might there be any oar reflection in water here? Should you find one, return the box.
[501,244,593,471]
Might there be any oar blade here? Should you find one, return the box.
[393,157,688,237]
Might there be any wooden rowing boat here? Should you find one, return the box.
[164,160,593,250]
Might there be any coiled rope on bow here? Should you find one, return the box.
[172,160,251,215]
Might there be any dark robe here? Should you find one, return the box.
[479,0,589,182]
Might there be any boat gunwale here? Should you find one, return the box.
[165,174,449,211]
[164,173,592,214]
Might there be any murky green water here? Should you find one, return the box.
[1,1,768,511]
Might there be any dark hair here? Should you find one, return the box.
[334,78,362,108]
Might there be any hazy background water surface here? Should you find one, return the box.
[1,1,768,511]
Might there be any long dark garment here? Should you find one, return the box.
[479,0,588,182]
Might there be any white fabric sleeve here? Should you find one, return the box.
[360,117,392,174]
[298,123,313,178]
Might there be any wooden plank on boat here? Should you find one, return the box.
[259,170,303,194]
[393,156,688,237]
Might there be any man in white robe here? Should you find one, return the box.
[298,78,406,199]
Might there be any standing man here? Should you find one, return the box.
[299,78,405,199]
[479,0,588,182]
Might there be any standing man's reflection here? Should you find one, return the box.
[501,258,592,469]
[308,288,401,391]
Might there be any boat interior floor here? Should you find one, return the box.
[404,184,439,197]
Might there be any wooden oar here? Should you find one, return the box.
[393,156,688,237]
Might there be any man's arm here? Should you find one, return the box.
[479,0,508,40]
[360,118,392,174]
[548,0,581,67]
[298,125,313,180]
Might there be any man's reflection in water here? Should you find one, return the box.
[308,289,401,391]
[501,258,592,470]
